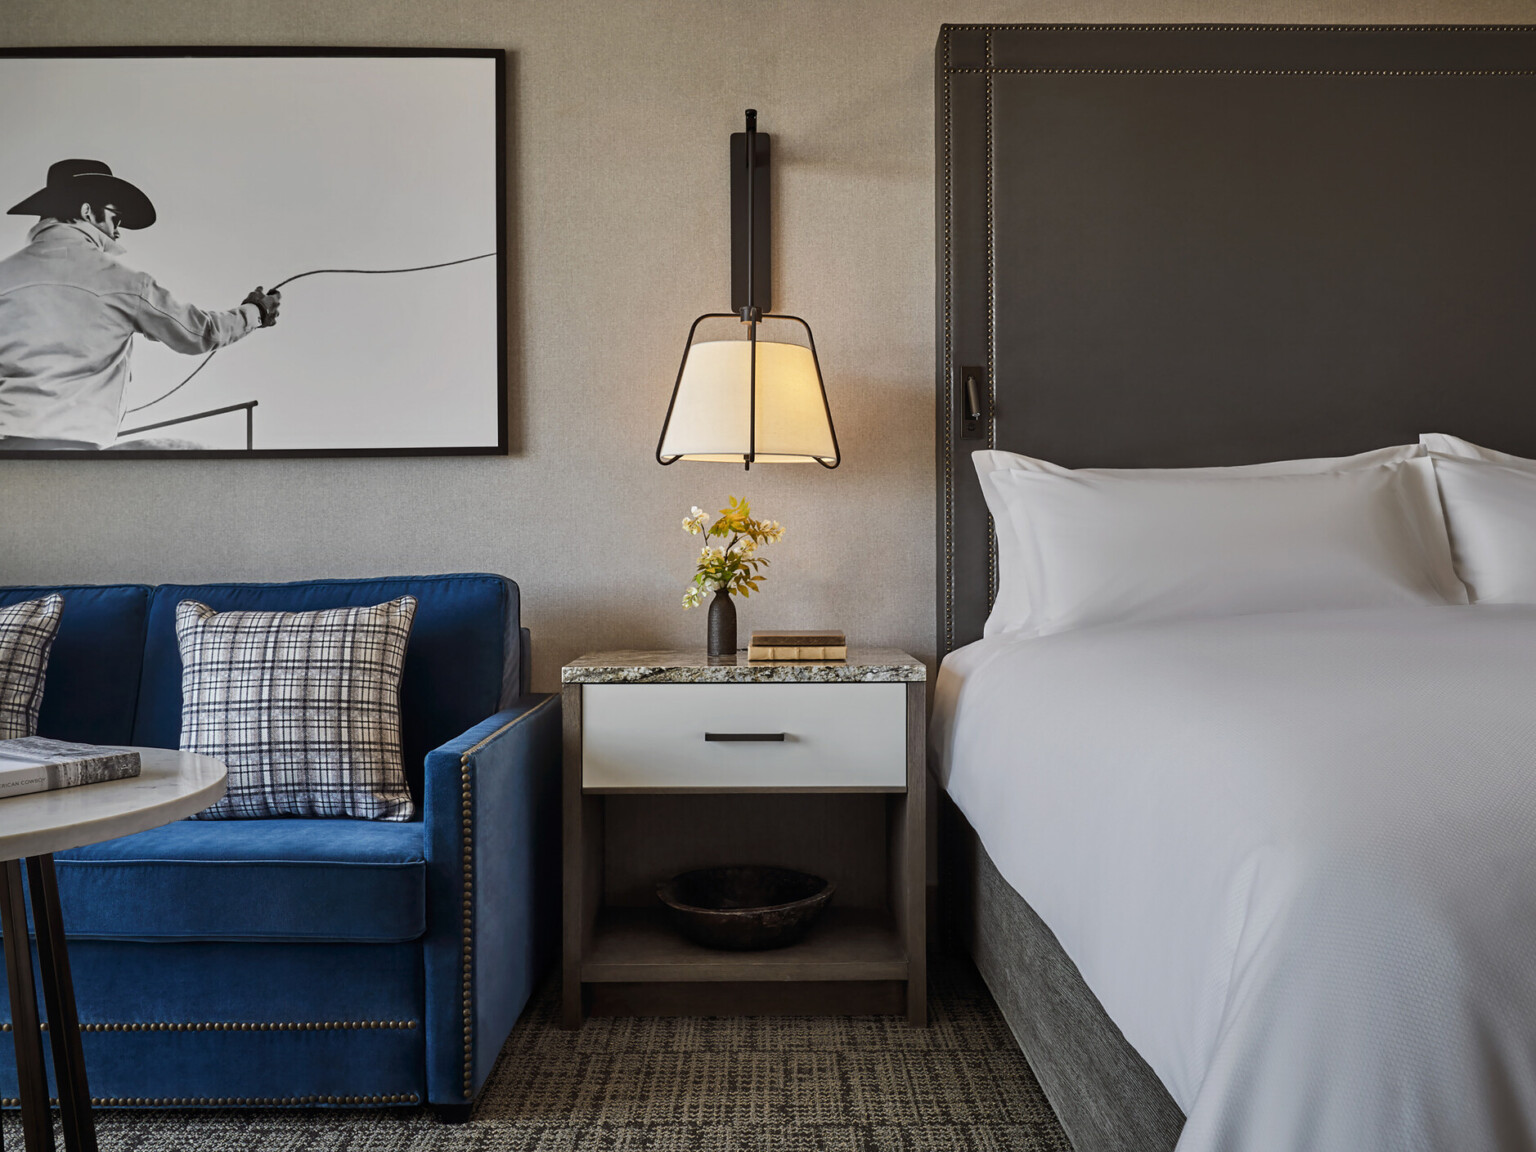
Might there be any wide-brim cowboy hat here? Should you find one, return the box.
[8,158,156,229]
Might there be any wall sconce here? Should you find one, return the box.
[656,110,840,470]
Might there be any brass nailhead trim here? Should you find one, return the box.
[0,1093,420,1107]
[941,30,954,655]
[453,698,559,1100]
[984,32,997,609]
[938,22,1536,33]
[0,1020,417,1033]
[946,66,1536,75]
[460,748,475,1099]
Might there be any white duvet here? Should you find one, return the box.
[933,606,1536,1152]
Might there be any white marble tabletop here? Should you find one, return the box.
[0,748,226,861]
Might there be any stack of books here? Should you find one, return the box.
[747,630,847,662]
[0,737,141,800]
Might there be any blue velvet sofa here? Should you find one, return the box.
[0,574,560,1116]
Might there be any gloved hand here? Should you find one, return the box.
[243,286,281,328]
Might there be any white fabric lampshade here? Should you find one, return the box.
[658,339,836,463]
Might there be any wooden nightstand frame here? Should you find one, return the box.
[561,659,925,1028]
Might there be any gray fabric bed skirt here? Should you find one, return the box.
[942,795,1185,1152]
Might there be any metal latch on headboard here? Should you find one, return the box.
[959,366,987,440]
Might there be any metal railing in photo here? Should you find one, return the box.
[119,401,258,450]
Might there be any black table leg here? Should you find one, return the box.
[0,859,53,1152]
[25,858,93,1152]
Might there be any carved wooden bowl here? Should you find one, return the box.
[656,865,835,951]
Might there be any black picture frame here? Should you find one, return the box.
[0,47,507,459]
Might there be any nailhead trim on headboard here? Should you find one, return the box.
[936,22,1536,33]
[947,66,1536,75]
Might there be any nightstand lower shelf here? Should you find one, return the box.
[583,906,906,983]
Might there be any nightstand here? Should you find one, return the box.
[560,649,927,1027]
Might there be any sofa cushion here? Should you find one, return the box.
[134,575,521,803]
[0,594,64,738]
[178,597,418,821]
[0,584,149,746]
[53,819,425,942]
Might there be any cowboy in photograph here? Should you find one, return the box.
[0,159,282,450]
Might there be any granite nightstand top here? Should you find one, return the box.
[561,648,926,684]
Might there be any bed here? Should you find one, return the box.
[933,24,1536,1152]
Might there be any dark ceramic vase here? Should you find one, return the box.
[707,589,737,658]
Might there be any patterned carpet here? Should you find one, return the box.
[3,957,1071,1151]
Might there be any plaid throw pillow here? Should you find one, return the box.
[0,594,65,739]
[177,597,418,820]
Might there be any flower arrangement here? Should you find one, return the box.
[681,497,785,609]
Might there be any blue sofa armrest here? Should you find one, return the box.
[421,693,561,1105]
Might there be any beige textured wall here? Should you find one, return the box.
[2,0,1529,690]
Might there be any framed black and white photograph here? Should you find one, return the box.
[0,48,505,457]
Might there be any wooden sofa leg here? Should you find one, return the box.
[435,1103,474,1124]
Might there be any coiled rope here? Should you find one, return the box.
[124,252,496,415]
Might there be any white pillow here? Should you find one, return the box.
[1427,457,1536,604]
[985,459,1466,638]
[973,444,1425,637]
[1419,433,1536,469]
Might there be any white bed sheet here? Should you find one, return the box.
[934,606,1536,1152]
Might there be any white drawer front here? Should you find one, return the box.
[582,683,906,789]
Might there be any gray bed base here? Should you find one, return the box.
[942,795,1183,1152]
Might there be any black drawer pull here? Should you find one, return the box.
[705,732,786,742]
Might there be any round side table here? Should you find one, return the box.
[0,748,225,1152]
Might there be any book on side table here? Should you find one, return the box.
[0,737,142,799]
[748,629,847,661]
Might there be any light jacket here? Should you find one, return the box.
[0,220,259,447]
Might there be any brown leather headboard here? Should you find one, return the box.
[937,23,1536,655]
